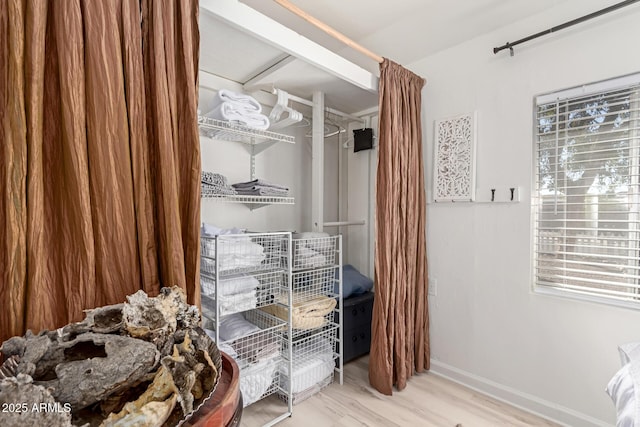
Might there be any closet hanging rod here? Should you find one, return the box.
[493,0,640,55]
[267,88,366,122]
[273,0,384,63]
[323,220,366,227]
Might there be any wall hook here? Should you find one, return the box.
[491,189,496,202]
[510,188,515,201]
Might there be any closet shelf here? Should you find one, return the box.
[201,192,295,209]
[198,115,295,146]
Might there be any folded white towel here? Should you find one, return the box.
[240,357,278,406]
[219,275,260,295]
[206,102,270,131]
[219,290,258,316]
[211,89,262,113]
[293,246,328,269]
[201,223,245,237]
[200,238,265,267]
[279,336,334,393]
[200,274,259,297]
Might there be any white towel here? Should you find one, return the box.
[219,275,260,296]
[279,336,334,393]
[200,238,266,270]
[294,246,328,269]
[211,89,262,113]
[239,357,278,406]
[201,223,245,237]
[200,274,259,297]
[219,290,258,316]
[206,102,270,131]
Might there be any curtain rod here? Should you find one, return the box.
[273,0,384,63]
[493,0,640,56]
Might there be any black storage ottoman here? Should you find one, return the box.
[336,291,374,363]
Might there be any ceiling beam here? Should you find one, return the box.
[242,55,297,91]
[200,0,378,93]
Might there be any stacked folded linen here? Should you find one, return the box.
[200,246,266,272]
[232,179,290,197]
[278,336,334,394]
[218,291,258,316]
[201,171,237,196]
[200,225,266,272]
[205,89,270,130]
[214,312,282,406]
[291,232,333,269]
[200,288,258,317]
[201,274,261,316]
[200,273,260,296]
[201,223,245,237]
[293,246,327,269]
[214,89,262,112]
[219,275,260,295]
[238,356,278,406]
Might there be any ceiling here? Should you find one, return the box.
[240,0,574,73]
[199,0,624,115]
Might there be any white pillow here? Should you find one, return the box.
[607,342,640,427]
[620,342,640,364]
[607,363,636,427]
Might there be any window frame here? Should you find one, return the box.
[531,72,640,309]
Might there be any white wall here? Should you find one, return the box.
[200,128,310,232]
[344,117,378,278]
[409,2,640,425]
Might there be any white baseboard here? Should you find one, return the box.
[429,359,611,427]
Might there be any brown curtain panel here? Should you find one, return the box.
[0,0,201,343]
[369,59,428,395]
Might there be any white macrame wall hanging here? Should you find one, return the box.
[433,112,477,202]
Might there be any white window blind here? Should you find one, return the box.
[534,73,640,304]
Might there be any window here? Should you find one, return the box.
[534,73,640,305]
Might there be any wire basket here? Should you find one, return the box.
[200,270,286,317]
[201,233,287,276]
[277,373,333,405]
[239,359,282,407]
[278,330,337,397]
[287,236,339,271]
[290,312,338,340]
[260,294,337,338]
[291,266,339,300]
[203,309,286,408]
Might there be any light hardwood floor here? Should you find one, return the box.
[242,356,560,427]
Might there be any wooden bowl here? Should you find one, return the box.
[183,352,241,427]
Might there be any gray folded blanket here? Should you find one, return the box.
[235,186,289,197]
[232,179,289,191]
